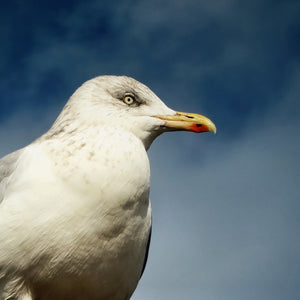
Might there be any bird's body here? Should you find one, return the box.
[0,76,215,299]
[0,132,151,299]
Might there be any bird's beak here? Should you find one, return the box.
[155,111,217,133]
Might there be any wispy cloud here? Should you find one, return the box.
[133,76,300,299]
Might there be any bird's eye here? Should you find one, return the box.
[123,95,136,106]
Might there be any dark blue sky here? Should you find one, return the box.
[1,1,299,299]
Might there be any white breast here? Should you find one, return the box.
[0,127,152,299]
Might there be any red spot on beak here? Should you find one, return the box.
[189,124,210,133]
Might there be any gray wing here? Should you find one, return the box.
[140,224,152,278]
[0,149,23,203]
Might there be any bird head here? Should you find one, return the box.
[50,76,216,149]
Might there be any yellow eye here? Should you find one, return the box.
[123,95,136,105]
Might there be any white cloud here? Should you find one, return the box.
[132,74,300,299]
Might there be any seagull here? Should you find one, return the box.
[0,76,216,300]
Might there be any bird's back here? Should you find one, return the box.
[0,149,23,203]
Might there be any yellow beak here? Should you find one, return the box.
[155,111,216,133]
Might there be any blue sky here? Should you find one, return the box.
[1,0,299,299]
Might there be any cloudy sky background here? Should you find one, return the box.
[1,0,299,299]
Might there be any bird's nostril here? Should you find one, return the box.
[185,115,194,119]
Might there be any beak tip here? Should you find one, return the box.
[211,125,217,134]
